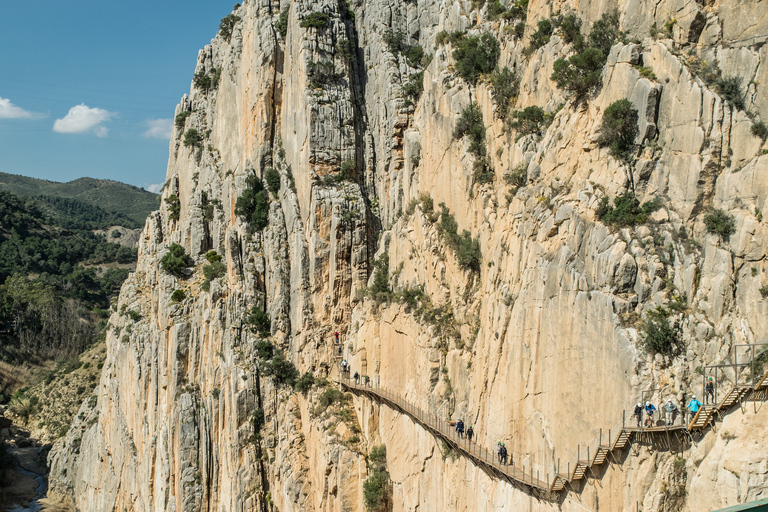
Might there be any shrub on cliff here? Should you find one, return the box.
[525,18,553,55]
[716,76,746,111]
[596,192,661,227]
[247,306,271,336]
[183,129,203,148]
[704,208,736,241]
[300,11,329,29]
[261,350,299,387]
[639,307,678,355]
[174,111,192,131]
[752,121,768,141]
[489,67,519,119]
[509,105,547,137]
[235,174,269,232]
[588,9,622,56]
[265,168,281,193]
[218,13,241,42]
[193,68,221,94]
[164,194,181,221]
[597,99,639,161]
[364,445,390,511]
[171,289,186,303]
[437,205,482,272]
[307,60,343,89]
[559,13,585,50]
[452,32,500,85]
[402,71,424,104]
[454,103,486,158]
[295,372,316,394]
[276,6,290,37]
[368,254,391,303]
[160,243,193,278]
[551,47,606,102]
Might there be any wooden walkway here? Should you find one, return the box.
[339,363,768,497]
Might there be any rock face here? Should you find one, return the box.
[48,0,768,511]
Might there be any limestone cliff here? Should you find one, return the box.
[48,0,768,511]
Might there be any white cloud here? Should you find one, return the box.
[143,118,173,140]
[53,104,115,137]
[144,183,164,194]
[0,97,41,119]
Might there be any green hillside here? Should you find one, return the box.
[0,172,159,227]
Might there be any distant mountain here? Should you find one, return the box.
[0,172,159,227]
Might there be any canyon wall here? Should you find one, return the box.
[48,0,768,510]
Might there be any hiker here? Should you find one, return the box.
[337,344,342,356]
[365,375,370,387]
[341,359,348,373]
[334,331,339,343]
[497,442,504,464]
[456,418,464,439]
[354,371,359,384]
[501,443,508,465]
[663,399,678,425]
[705,377,715,404]
[466,425,474,443]
[687,394,703,416]
[644,401,657,427]
[633,402,643,427]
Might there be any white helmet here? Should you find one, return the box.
[645,401,650,406]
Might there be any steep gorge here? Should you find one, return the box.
[48,0,768,510]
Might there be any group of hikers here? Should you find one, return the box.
[452,418,512,465]
[633,377,715,427]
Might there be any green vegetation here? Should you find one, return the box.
[454,103,487,159]
[0,171,158,226]
[558,13,585,50]
[202,260,226,282]
[635,65,657,80]
[193,68,221,94]
[504,163,528,195]
[597,99,639,161]
[760,285,768,299]
[438,204,482,272]
[596,192,661,227]
[383,30,428,68]
[260,350,299,387]
[171,289,186,303]
[752,121,768,141]
[160,243,193,278]
[368,254,391,302]
[265,168,281,193]
[716,76,746,111]
[219,13,241,42]
[295,372,316,394]
[277,5,290,37]
[363,445,390,511]
[489,67,519,119]
[246,306,270,336]
[526,18,553,54]
[300,11,330,29]
[307,60,343,89]
[703,208,736,241]
[235,174,270,232]
[205,250,222,263]
[183,128,203,149]
[639,307,678,355]
[551,47,606,102]
[165,193,181,221]
[451,32,500,85]
[402,71,424,104]
[175,111,192,131]
[551,10,622,103]
[509,105,547,137]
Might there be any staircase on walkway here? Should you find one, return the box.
[339,361,768,497]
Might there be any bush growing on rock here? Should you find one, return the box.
[401,71,424,104]
[451,32,500,85]
[299,11,329,29]
[509,105,547,137]
[364,445,390,511]
[161,243,193,277]
[235,174,270,232]
[525,18,553,55]
[202,260,226,282]
[247,306,271,336]
[171,289,185,303]
[164,194,181,221]
[383,30,428,68]
[704,208,736,241]
[261,350,299,387]
[437,205,482,272]
[716,76,746,111]
[307,60,343,89]
[218,13,241,42]
[174,111,192,131]
[276,6,290,37]
[255,339,274,360]
[183,129,203,149]
[265,168,281,193]
[504,163,528,194]
[295,372,316,394]
[588,9,622,56]
[752,121,768,141]
[639,307,678,355]
[489,67,519,119]
[454,103,487,158]
[551,47,606,102]
[368,253,391,303]
[193,68,221,94]
[558,13,585,50]
[596,192,661,227]
[597,99,639,161]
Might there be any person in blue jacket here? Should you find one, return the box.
[644,401,657,427]
[687,394,703,416]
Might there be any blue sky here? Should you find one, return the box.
[0,1,236,191]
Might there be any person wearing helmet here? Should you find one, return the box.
[705,377,715,404]
[687,394,703,415]
[466,425,474,444]
[633,402,643,427]
[663,399,679,425]
[644,401,657,427]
